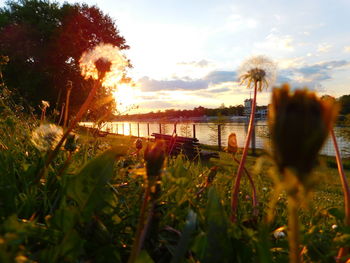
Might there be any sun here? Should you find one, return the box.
[112,83,139,113]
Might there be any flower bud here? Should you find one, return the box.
[268,84,338,183]
[227,133,238,155]
[135,138,143,150]
[144,141,166,178]
[64,133,79,152]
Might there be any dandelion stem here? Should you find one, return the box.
[37,79,100,181]
[288,195,300,263]
[230,80,258,222]
[233,156,258,216]
[63,82,72,129]
[128,186,151,263]
[331,129,350,261]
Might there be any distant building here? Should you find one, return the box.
[244,98,268,119]
[244,99,252,116]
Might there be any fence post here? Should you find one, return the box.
[174,123,177,134]
[122,123,124,135]
[218,124,222,151]
[137,123,140,137]
[116,123,118,134]
[147,123,150,137]
[193,124,196,138]
[159,123,162,134]
[129,123,132,136]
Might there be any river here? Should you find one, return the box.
[81,121,350,157]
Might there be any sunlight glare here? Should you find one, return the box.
[112,83,140,113]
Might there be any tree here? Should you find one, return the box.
[338,94,350,115]
[0,0,129,116]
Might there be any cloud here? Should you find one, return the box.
[138,77,207,92]
[204,70,237,84]
[255,33,294,52]
[139,70,237,92]
[344,46,350,53]
[317,43,332,53]
[277,60,349,90]
[177,59,211,68]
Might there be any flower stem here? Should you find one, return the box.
[37,79,100,181]
[230,81,258,222]
[288,195,300,263]
[331,129,350,261]
[128,186,151,263]
[233,156,258,216]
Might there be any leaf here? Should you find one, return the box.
[135,250,154,263]
[202,187,230,263]
[65,146,126,219]
[171,210,197,263]
[327,207,345,221]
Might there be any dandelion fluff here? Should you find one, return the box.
[238,55,277,91]
[79,43,128,87]
[31,124,63,151]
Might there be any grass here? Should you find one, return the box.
[1,93,350,262]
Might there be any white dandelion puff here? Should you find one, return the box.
[238,55,277,91]
[79,43,128,87]
[31,124,63,151]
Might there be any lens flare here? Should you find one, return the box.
[112,83,139,113]
[79,43,128,87]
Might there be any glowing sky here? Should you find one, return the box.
[2,0,350,113]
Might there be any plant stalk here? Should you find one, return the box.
[288,195,300,263]
[128,186,151,263]
[331,129,350,261]
[233,156,258,216]
[37,79,100,181]
[230,80,258,222]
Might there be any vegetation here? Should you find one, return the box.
[1,1,350,263]
[0,0,129,118]
[1,88,350,262]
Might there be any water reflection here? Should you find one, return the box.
[81,121,349,157]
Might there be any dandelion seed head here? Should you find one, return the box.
[238,55,277,91]
[41,100,50,108]
[79,43,128,87]
[31,124,63,151]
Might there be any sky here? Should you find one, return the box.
[2,0,350,113]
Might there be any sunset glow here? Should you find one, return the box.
[112,83,140,113]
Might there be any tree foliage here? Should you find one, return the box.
[0,0,129,118]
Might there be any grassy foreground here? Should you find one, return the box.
[1,97,350,262]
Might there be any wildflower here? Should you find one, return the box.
[79,43,128,86]
[227,133,238,155]
[268,84,338,185]
[231,55,276,222]
[238,55,276,91]
[41,100,50,108]
[31,124,63,151]
[273,226,286,239]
